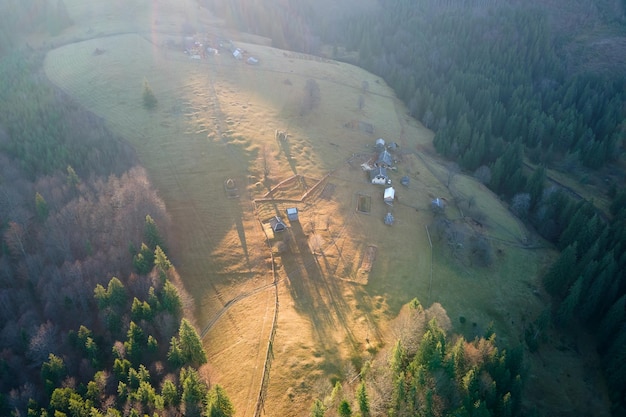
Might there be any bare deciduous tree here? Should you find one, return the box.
[473,165,492,185]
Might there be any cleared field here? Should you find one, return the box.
[39,1,601,415]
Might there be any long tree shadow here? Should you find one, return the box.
[282,221,361,361]
[232,205,250,268]
[276,133,298,176]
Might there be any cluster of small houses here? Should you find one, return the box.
[363,138,404,225]
[364,138,445,225]
[265,137,446,233]
[183,35,259,65]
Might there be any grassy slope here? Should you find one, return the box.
[40,1,609,415]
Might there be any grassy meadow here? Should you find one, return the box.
[37,0,604,414]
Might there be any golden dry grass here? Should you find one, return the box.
[39,1,607,415]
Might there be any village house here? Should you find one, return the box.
[375,138,385,150]
[269,216,287,232]
[369,167,389,185]
[286,207,299,221]
[375,150,393,169]
[384,187,395,205]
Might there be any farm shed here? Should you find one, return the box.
[369,167,389,185]
[375,138,385,149]
[246,56,259,65]
[401,176,410,186]
[286,207,299,221]
[269,216,287,232]
[384,187,395,205]
[376,150,393,168]
[233,48,243,60]
[384,212,394,225]
[431,197,445,212]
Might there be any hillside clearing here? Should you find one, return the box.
[40,2,601,414]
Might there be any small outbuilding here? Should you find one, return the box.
[369,167,389,185]
[286,207,299,221]
[400,176,410,186]
[269,216,287,232]
[246,56,259,65]
[375,138,385,149]
[431,197,446,213]
[233,48,243,60]
[384,187,395,205]
[384,212,394,225]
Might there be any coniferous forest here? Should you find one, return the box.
[329,3,626,414]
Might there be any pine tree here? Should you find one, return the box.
[155,245,172,272]
[338,399,352,417]
[555,276,583,326]
[162,379,180,406]
[181,367,207,416]
[526,165,546,211]
[162,280,183,316]
[542,243,577,297]
[144,214,164,250]
[178,319,207,366]
[35,192,49,222]
[310,399,325,417]
[597,295,626,348]
[356,381,370,417]
[206,385,235,417]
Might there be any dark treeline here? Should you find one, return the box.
[0,52,135,179]
[538,194,626,415]
[0,0,71,55]
[199,0,324,53]
[337,2,624,180]
[0,47,234,415]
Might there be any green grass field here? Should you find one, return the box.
[40,1,607,415]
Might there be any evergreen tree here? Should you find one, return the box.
[526,165,546,211]
[162,379,180,407]
[310,399,325,417]
[178,319,207,367]
[144,214,164,250]
[206,384,235,417]
[41,354,66,394]
[133,243,155,274]
[35,192,49,222]
[338,399,352,417]
[555,276,583,326]
[356,381,370,417]
[180,367,207,417]
[155,245,172,272]
[162,280,183,316]
[597,295,626,348]
[542,243,577,297]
